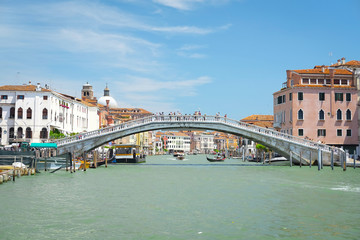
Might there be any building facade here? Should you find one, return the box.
[273,64,358,151]
[0,83,99,145]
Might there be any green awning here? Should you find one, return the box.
[30,143,57,148]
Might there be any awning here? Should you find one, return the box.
[30,143,57,148]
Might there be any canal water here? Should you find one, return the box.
[1,155,359,240]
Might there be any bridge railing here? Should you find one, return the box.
[53,115,343,155]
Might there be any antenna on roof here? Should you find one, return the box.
[329,52,333,65]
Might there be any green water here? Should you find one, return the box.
[0,155,359,240]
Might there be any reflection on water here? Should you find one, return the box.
[0,154,359,240]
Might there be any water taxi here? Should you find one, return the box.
[111,144,145,163]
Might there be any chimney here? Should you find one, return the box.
[337,59,341,65]
[341,57,346,64]
[321,65,325,72]
[106,99,110,112]
[36,83,41,91]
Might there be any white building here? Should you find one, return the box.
[165,132,191,153]
[192,132,215,154]
[0,83,99,145]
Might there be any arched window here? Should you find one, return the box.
[17,127,23,139]
[9,127,14,139]
[27,108,32,119]
[18,107,23,119]
[42,108,48,119]
[298,109,304,120]
[10,107,15,118]
[25,127,32,139]
[40,128,48,139]
[346,109,351,120]
[337,109,342,120]
[319,109,325,120]
[0,107,2,118]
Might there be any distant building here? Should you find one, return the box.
[273,62,358,152]
[241,115,273,128]
[240,115,273,157]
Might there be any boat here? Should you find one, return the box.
[111,144,145,163]
[206,155,225,162]
[177,155,185,160]
[173,150,185,157]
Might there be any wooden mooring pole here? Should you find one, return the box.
[309,151,312,168]
[317,148,321,171]
[299,152,302,168]
[354,150,356,169]
[290,151,292,167]
[331,149,334,170]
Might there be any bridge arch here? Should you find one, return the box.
[54,115,344,165]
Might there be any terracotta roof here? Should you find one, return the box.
[343,60,360,67]
[242,115,273,121]
[293,68,352,75]
[0,85,51,92]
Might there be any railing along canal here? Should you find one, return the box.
[53,115,343,154]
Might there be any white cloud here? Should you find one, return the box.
[153,0,204,10]
[115,75,211,93]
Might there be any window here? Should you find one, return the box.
[310,79,316,84]
[335,93,343,101]
[27,108,32,119]
[325,79,331,85]
[17,95,24,100]
[346,93,351,102]
[337,109,342,120]
[26,127,32,139]
[337,129,342,136]
[1,95,8,100]
[282,95,286,103]
[319,92,325,101]
[298,129,304,136]
[318,79,324,84]
[317,129,326,137]
[289,93,292,101]
[334,79,340,85]
[0,107,2,118]
[10,107,15,119]
[346,129,352,137]
[42,108,48,120]
[0,127,2,139]
[17,127,23,139]
[302,78,309,84]
[346,109,351,120]
[17,108,23,119]
[40,128,48,139]
[9,127,14,138]
[298,92,303,101]
[319,110,325,120]
[341,80,348,85]
[298,109,304,120]
[43,96,48,100]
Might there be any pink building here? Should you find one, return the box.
[273,64,358,151]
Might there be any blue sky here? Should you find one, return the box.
[1,0,359,120]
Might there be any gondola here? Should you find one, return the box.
[206,156,225,162]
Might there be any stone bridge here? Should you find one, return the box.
[53,115,345,165]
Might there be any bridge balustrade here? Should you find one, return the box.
[52,115,342,155]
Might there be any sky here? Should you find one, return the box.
[1,0,359,120]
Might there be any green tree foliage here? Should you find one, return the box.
[49,129,65,139]
[256,144,268,151]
